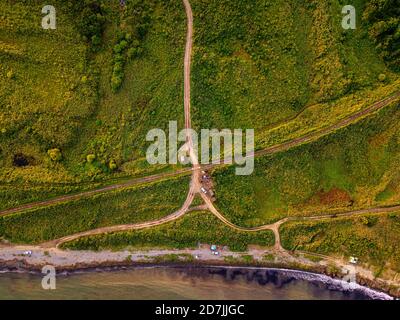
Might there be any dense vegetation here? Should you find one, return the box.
[363,0,400,71]
[110,2,152,92]
[0,182,104,211]
[61,211,275,252]
[0,0,187,205]
[213,102,400,227]
[280,212,400,273]
[1,0,397,187]
[0,176,189,244]
[190,0,395,134]
[1,0,400,259]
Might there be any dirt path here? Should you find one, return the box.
[203,91,400,165]
[44,0,199,249]
[183,0,193,133]
[1,2,400,294]
[2,0,400,266]
[202,193,400,251]
[43,185,196,248]
[1,93,398,218]
[0,168,193,217]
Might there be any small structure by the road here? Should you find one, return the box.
[199,170,216,201]
[349,256,359,264]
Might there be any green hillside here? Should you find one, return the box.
[191,0,397,135]
[0,0,400,277]
[0,0,186,188]
[213,101,400,227]
[280,212,400,273]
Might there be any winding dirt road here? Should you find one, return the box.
[2,88,398,218]
[47,0,200,249]
[44,185,196,248]
[1,1,399,294]
[2,0,400,258]
[203,193,400,251]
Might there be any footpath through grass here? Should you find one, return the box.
[190,0,396,138]
[280,212,400,274]
[61,211,275,252]
[213,101,400,227]
[0,176,190,244]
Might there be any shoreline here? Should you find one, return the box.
[0,245,398,299]
[0,261,392,300]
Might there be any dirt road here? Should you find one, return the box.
[2,89,398,218]
[0,168,193,217]
[2,0,400,259]
[45,0,200,249]
[202,193,400,251]
[44,185,196,248]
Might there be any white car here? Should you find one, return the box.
[23,250,32,256]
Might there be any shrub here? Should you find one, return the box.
[378,73,387,82]
[109,159,117,170]
[86,154,96,163]
[359,216,378,227]
[47,148,62,162]
[111,75,122,92]
[6,70,14,79]
[91,35,101,47]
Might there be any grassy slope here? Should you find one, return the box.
[66,0,187,178]
[190,0,395,139]
[0,0,188,205]
[213,102,400,227]
[0,0,186,182]
[61,211,275,252]
[1,0,399,255]
[0,176,189,244]
[280,212,400,273]
[0,0,96,181]
[1,0,397,184]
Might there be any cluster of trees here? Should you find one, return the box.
[84,152,118,178]
[110,1,152,92]
[111,33,132,92]
[363,0,400,71]
[66,0,106,49]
